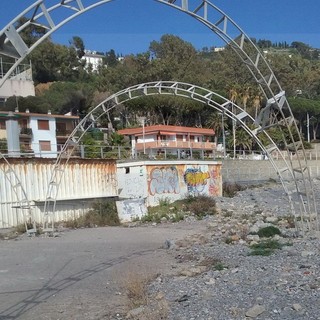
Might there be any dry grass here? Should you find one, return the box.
[122,270,170,319]
[122,271,153,309]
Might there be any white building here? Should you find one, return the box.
[82,50,104,72]
[0,110,79,158]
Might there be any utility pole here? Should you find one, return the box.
[143,118,145,154]
[221,111,226,158]
[307,113,310,143]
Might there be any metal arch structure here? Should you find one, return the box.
[0,0,317,231]
[43,81,316,232]
[0,155,35,233]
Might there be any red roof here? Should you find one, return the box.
[118,125,215,136]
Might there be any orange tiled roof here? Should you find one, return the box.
[118,125,215,136]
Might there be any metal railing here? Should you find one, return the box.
[0,143,320,161]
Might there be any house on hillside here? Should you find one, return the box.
[0,110,79,158]
[117,125,216,159]
[82,50,104,72]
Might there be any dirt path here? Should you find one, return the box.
[0,221,207,320]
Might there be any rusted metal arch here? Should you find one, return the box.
[44,81,308,231]
[0,0,317,231]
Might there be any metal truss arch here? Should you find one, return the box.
[0,155,34,232]
[0,0,317,231]
[43,81,317,232]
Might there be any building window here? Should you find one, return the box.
[56,122,67,132]
[20,119,28,129]
[39,140,51,151]
[38,120,49,130]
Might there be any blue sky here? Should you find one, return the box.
[1,0,319,55]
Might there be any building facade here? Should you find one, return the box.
[116,160,222,221]
[82,50,104,72]
[0,111,79,158]
[118,124,216,159]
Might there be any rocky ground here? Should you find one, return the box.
[1,180,319,320]
[123,180,320,320]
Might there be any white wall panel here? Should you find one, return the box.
[0,159,117,228]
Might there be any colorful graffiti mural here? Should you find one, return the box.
[208,166,220,196]
[184,167,210,195]
[148,167,180,195]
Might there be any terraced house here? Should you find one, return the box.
[118,124,216,159]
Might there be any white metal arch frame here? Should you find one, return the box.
[43,81,315,232]
[0,0,317,231]
[0,155,34,232]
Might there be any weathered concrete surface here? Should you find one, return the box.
[0,222,207,320]
[222,159,320,183]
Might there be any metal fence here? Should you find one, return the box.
[1,143,320,161]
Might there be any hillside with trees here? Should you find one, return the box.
[1,34,320,147]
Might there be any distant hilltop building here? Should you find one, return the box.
[82,50,105,72]
[213,47,225,52]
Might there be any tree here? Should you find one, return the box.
[4,95,50,113]
[205,111,228,146]
[149,34,208,84]
[70,36,85,59]
[104,49,118,67]
[227,127,253,153]
[16,17,46,46]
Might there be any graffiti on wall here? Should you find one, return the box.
[148,167,180,195]
[208,166,220,196]
[184,167,210,195]
[116,198,147,222]
[125,176,145,198]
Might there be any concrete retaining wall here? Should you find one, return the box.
[222,159,320,183]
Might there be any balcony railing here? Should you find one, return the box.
[135,140,216,151]
[56,129,73,137]
[20,128,32,136]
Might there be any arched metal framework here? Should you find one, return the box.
[0,0,318,231]
[42,81,317,232]
[0,155,34,232]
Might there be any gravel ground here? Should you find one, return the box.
[124,180,320,320]
[1,180,319,320]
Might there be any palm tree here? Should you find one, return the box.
[251,88,263,119]
[239,86,250,112]
[206,111,229,146]
[227,127,253,156]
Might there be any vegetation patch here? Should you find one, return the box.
[122,271,154,309]
[144,195,217,223]
[257,226,281,238]
[184,195,217,218]
[65,199,120,228]
[249,239,288,256]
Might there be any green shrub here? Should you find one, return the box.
[171,212,185,223]
[158,197,171,207]
[186,195,217,217]
[257,226,281,238]
[249,239,284,256]
[65,199,120,228]
[214,262,228,271]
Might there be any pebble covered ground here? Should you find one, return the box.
[124,180,320,320]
